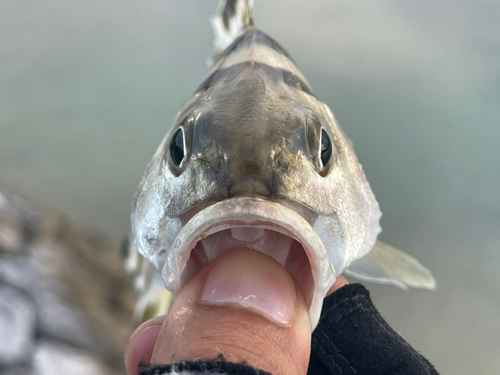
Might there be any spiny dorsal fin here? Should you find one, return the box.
[345,240,436,290]
[211,0,254,61]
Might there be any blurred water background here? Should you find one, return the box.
[1,1,499,374]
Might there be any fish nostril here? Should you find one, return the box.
[211,154,224,173]
[274,151,289,172]
[204,141,225,173]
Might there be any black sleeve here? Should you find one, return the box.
[308,283,439,375]
[139,284,439,375]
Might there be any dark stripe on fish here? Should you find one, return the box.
[213,29,294,66]
[222,0,254,30]
[223,0,238,30]
[198,61,315,97]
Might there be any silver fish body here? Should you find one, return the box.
[131,0,434,328]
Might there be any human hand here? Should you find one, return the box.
[125,249,348,375]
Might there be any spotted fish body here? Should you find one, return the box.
[131,0,435,328]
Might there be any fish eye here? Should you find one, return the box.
[170,128,185,166]
[320,129,332,169]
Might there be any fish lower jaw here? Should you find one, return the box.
[182,226,315,308]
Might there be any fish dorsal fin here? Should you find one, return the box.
[211,0,254,61]
[345,241,436,290]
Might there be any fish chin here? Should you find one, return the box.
[160,196,336,329]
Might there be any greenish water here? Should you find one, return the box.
[1,1,499,373]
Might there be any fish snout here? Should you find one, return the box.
[229,178,271,197]
[227,148,295,197]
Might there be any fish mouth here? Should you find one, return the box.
[161,196,336,328]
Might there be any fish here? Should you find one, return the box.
[130,0,435,328]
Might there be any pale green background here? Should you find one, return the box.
[1,1,499,373]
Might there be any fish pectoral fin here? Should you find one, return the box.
[344,240,436,290]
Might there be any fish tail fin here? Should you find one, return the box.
[210,0,254,61]
[345,240,436,290]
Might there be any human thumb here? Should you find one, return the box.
[126,248,313,375]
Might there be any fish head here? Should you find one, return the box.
[131,30,382,327]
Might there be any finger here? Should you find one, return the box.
[326,275,349,296]
[124,315,165,375]
[147,249,312,375]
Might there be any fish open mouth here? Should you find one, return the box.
[160,196,336,328]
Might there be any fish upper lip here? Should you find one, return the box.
[160,196,336,328]
[178,196,320,226]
